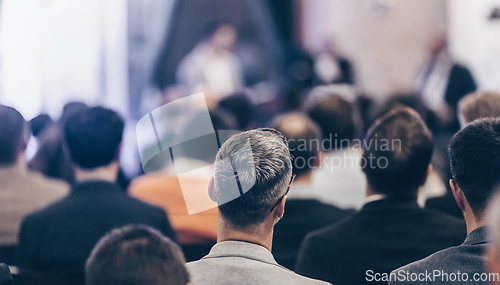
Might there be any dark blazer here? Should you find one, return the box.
[0,264,12,285]
[389,226,489,285]
[272,199,353,269]
[295,197,467,285]
[444,64,476,107]
[15,180,175,275]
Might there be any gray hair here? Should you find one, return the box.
[458,90,500,128]
[214,128,292,228]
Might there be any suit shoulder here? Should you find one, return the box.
[393,245,463,274]
[123,195,167,214]
[21,195,70,224]
[187,259,331,284]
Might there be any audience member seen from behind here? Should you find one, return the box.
[271,112,354,269]
[305,86,366,209]
[0,106,68,261]
[86,225,189,285]
[426,90,500,219]
[217,92,258,130]
[28,102,88,184]
[296,107,466,285]
[15,107,176,277]
[390,118,500,284]
[187,129,330,285]
[485,186,500,285]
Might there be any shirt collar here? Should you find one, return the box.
[364,194,387,205]
[70,180,122,195]
[360,195,420,213]
[462,226,490,246]
[203,241,277,265]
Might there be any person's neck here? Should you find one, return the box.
[463,210,487,235]
[217,218,274,252]
[365,185,417,202]
[0,154,26,170]
[74,162,118,183]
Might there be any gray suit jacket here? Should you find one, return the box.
[187,241,330,285]
[389,226,490,285]
[0,163,68,245]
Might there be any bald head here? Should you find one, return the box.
[458,90,500,128]
[0,105,26,166]
[272,112,321,177]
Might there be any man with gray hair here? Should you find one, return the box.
[458,90,500,128]
[187,128,330,285]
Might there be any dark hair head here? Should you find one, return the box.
[363,107,433,196]
[306,90,356,149]
[0,105,26,165]
[63,107,124,169]
[30,114,53,137]
[218,93,257,130]
[86,225,189,285]
[458,90,500,127]
[271,112,321,177]
[449,118,500,216]
[375,93,422,121]
[214,128,292,228]
[60,101,88,124]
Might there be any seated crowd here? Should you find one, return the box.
[0,88,499,285]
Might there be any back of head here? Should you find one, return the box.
[306,88,356,149]
[60,101,88,124]
[63,106,124,169]
[458,90,500,127]
[214,128,292,229]
[0,105,26,166]
[363,107,433,196]
[30,114,53,137]
[271,112,321,177]
[86,225,189,285]
[218,93,256,130]
[449,118,500,217]
[375,93,421,121]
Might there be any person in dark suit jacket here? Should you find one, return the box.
[414,34,476,132]
[426,91,500,219]
[15,107,175,277]
[0,264,12,285]
[389,118,500,284]
[270,113,354,269]
[295,107,467,285]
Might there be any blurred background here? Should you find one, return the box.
[0,0,500,178]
